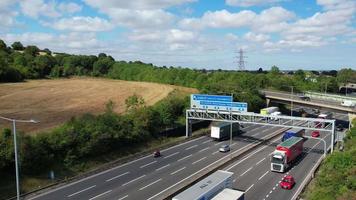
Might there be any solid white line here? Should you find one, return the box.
[185,144,198,150]
[178,154,192,162]
[140,161,157,168]
[192,157,207,165]
[240,167,253,177]
[164,152,179,159]
[28,137,207,200]
[225,136,281,171]
[139,178,162,191]
[258,171,269,181]
[156,164,170,171]
[212,151,219,155]
[117,195,128,200]
[147,128,288,200]
[256,157,266,165]
[67,185,96,197]
[122,175,146,186]
[105,172,130,182]
[170,167,186,175]
[199,147,210,152]
[246,184,254,192]
[89,190,112,200]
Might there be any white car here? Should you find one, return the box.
[219,144,230,152]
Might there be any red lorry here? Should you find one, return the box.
[271,137,304,173]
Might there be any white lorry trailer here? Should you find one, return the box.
[211,122,239,141]
[260,107,279,115]
[211,188,245,200]
[172,170,233,200]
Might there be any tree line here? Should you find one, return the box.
[0,91,187,176]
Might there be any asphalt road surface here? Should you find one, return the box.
[224,129,331,200]
[28,123,287,200]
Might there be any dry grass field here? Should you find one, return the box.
[0,77,196,134]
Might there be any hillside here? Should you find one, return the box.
[0,77,196,133]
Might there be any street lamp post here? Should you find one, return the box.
[290,86,294,117]
[0,116,38,200]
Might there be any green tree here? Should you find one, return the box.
[11,41,24,50]
[24,45,40,57]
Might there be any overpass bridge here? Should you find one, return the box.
[261,90,356,114]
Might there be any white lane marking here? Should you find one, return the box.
[256,157,266,165]
[89,190,112,200]
[67,185,96,197]
[185,144,198,150]
[192,157,207,165]
[139,178,162,191]
[178,154,192,162]
[164,152,179,159]
[212,151,219,155]
[214,141,224,146]
[118,195,128,200]
[258,171,269,181]
[273,187,276,190]
[105,172,130,182]
[202,140,210,144]
[246,184,254,192]
[147,128,289,200]
[240,167,253,177]
[251,132,261,137]
[225,136,281,171]
[170,167,186,175]
[122,175,146,186]
[28,137,207,200]
[140,161,157,168]
[199,147,210,152]
[155,164,170,171]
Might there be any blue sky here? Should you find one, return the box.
[0,0,355,70]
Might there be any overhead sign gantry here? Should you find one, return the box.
[186,94,336,152]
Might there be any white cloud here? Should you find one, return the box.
[166,29,196,43]
[84,0,196,10]
[226,0,285,7]
[51,17,113,32]
[107,8,175,29]
[244,32,270,42]
[58,2,82,14]
[20,0,60,18]
[20,0,82,18]
[1,32,104,53]
[128,30,163,42]
[225,33,239,41]
[0,0,19,29]
[179,7,294,32]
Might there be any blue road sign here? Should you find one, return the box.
[192,94,232,102]
[191,94,248,112]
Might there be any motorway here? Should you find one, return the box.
[224,129,331,200]
[27,111,347,200]
[28,123,288,200]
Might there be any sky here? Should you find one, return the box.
[0,0,355,70]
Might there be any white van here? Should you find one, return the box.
[341,100,355,107]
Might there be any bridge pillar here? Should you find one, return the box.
[266,98,270,107]
[185,112,192,138]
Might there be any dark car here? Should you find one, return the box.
[153,150,161,157]
[280,175,295,190]
[298,95,311,101]
[336,124,344,131]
